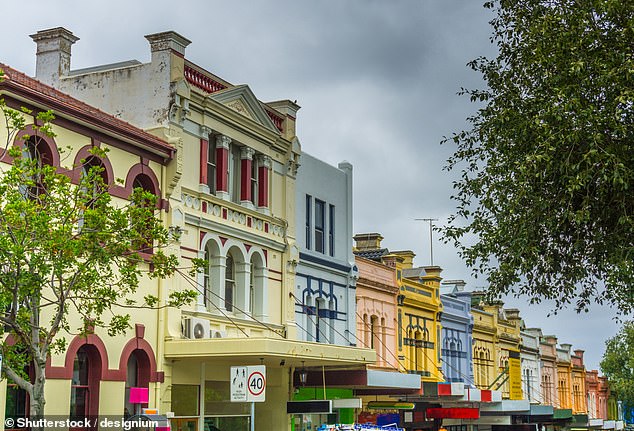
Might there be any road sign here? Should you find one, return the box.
[247,365,266,402]
[230,366,248,402]
[231,365,266,402]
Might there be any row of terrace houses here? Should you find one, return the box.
[0,27,626,431]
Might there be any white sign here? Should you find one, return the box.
[231,365,266,402]
[247,365,266,402]
[230,366,248,402]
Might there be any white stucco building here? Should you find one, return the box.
[294,153,357,346]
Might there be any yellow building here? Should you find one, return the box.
[0,63,176,424]
[556,344,574,410]
[354,234,443,383]
[471,306,497,390]
[470,295,522,400]
[25,27,375,431]
[571,349,588,414]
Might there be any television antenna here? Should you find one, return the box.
[415,218,438,265]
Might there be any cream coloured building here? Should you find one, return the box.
[0,63,176,428]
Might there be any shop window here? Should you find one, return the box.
[171,385,199,417]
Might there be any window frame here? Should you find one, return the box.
[314,199,325,254]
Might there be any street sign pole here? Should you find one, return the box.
[250,402,255,431]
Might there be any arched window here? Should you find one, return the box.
[131,174,157,254]
[21,136,55,198]
[224,255,235,312]
[249,251,267,320]
[124,349,151,418]
[70,345,102,421]
[81,156,108,199]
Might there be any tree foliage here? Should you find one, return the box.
[443,0,634,313]
[0,68,197,417]
[601,321,634,413]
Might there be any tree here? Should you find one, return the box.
[601,321,634,420]
[0,68,197,419]
[443,0,634,313]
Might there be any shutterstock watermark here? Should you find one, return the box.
[4,416,162,430]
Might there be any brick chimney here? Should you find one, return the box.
[30,27,79,86]
[574,349,585,360]
[391,250,416,269]
[144,31,191,81]
[353,233,383,251]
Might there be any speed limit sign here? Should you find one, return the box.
[247,365,266,402]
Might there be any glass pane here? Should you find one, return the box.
[72,350,89,386]
[204,382,251,416]
[204,416,250,431]
[172,385,199,416]
[70,387,88,419]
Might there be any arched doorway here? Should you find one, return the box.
[124,349,151,417]
[69,345,102,421]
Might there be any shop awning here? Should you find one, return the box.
[553,409,573,420]
[164,337,376,367]
[480,399,531,415]
[295,368,422,395]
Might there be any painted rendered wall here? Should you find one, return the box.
[295,153,356,346]
[440,292,474,385]
[355,256,399,369]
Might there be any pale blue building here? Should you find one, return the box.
[440,280,475,385]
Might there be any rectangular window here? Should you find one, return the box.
[229,145,241,203]
[305,195,312,249]
[207,140,216,193]
[250,158,258,205]
[328,204,335,257]
[315,199,325,253]
[171,384,200,416]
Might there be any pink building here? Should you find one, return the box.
[540,333,559,407]
[586,370,600,418]
[355,255,399,370]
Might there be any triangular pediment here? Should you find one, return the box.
[209,85,280,134]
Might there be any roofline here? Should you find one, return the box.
[0,64,175,162]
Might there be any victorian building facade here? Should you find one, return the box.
[27,27,374,431]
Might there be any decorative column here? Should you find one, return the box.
[215,135,231,201]
[257,155,271,215]
[240,147,255,210]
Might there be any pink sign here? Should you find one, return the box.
[129,387,149,404]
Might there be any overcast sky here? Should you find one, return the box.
[1,0,623,371]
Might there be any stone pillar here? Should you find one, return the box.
[30,27,79,86]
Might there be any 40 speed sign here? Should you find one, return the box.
[230,365,266,402]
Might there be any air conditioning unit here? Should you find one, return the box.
[211,330,227,339]
[183,317,210,339]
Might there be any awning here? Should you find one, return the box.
[480,399,531,415]
[294,368,422,395]
[164,337,376,367]
[553,408,573,420]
